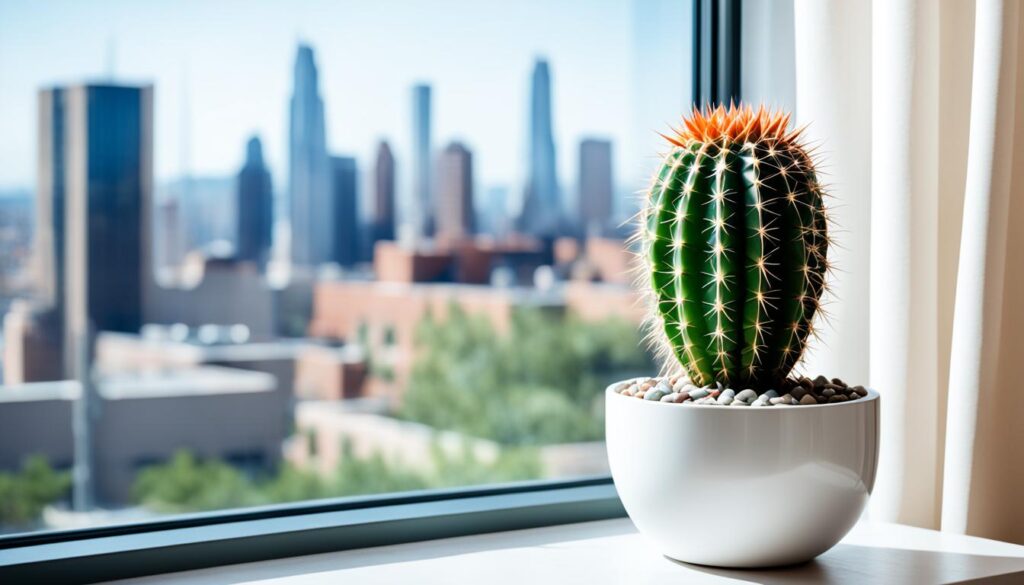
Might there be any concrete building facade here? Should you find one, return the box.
[0,366,286,505]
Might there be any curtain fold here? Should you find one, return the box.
[794,0,1024,542]
[943,0,1023,542]
[868,0,940,528]
[792,0,871,384]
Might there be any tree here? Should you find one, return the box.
[0,455,71,529]
[399,306,654,444]
[133,451,256,514]
[132,443,540,514]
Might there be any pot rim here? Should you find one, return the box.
[606,377,879,410]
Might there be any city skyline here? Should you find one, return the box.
[12,46,638,302]
[0,0,690,209]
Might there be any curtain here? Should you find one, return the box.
[792,0,1024,544]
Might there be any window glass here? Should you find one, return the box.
[0,0,694,535]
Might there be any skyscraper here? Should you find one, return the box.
[9,88,70,386]
[60,84,152,343]
[289,44,331,267]
[330,156,359,268]
[519,59,560,237]
[578,139,613,236]
[38,83,153,510]
[435,142,474,243]
[155,197,185,272]
[406,84,432,244]
[236,136,274,268]
[372,141,396,243]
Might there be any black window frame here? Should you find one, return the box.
[0,2,741,582]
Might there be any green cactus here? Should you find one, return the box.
[639,104,830,390]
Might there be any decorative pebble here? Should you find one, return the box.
[813,375,830,389]
[735,389,757,403]
[661,393,679,403]
[853,385,868,397]
[831,377,845,386]
[689,388,710,400]
[828,394,848,403]
[613,382,629,393]
[771,394,795,405]
[717,389,736,405]
[763,389,779,399]
[821,388,835,398]
[790,386,808,401]
[800,394,817,405]
[673,380,687,392]
[731,399,750,406]
[645,390,667,401]
[674,392,690,403]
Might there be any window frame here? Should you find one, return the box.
[0,477,621,582]
[0,2,740,581]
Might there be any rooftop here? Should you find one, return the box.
[98,330,328,362]
[0,365,275,403]
[317,280,565,307]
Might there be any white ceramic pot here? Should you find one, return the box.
[605,381,879,568]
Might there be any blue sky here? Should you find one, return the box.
[0,0,690,209]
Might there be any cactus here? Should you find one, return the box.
[638,104,831,390]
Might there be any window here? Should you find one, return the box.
[380,325,396,347]
[0,0,718,556]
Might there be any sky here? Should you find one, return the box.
[0,0,691,214]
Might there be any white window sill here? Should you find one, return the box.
[112,518,1024,584]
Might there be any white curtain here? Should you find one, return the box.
[793,0,1024,543]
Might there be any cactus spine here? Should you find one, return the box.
[639,105,830,390]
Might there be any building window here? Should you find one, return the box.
[306,429,318,458]
[381,325,397,348]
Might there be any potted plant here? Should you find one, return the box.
[606,104,879,568]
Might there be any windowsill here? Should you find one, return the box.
[110,518,1024,584]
